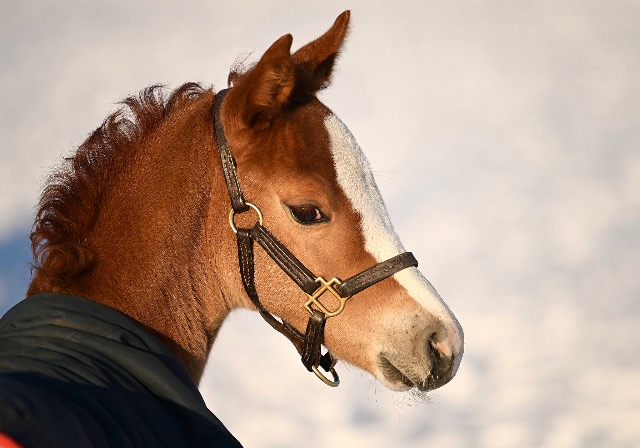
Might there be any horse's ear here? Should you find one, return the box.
[229,34,295,128]
[292,10,351,96]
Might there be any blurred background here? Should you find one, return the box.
[1,1,639,447]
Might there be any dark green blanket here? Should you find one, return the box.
[0,293,242,447]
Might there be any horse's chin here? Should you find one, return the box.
[377,355,418,391]
[376,352,454,392]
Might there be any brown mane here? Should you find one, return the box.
[29,83,205,292]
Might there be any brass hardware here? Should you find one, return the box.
[229,202,263,234]
[312,365,340,387]
[305,277,351,318]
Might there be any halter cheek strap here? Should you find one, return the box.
[213,88,418,387]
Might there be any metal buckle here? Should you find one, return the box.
[311,365,340,387]
[304,277,351,318]
[229,202,263,234]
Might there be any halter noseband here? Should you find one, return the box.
[213,89,418,386]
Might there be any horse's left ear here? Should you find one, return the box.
[227,33,295,129]
[292,10,351,96]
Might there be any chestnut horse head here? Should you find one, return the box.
[28,11,463,393]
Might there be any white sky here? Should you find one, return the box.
[1,1,639,447]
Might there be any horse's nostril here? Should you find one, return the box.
[428,330,454,359]
[424,334,454,390]
[428,337,445,364]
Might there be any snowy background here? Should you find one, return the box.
[1,1,639,447]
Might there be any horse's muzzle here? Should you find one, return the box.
[378,335,457,392]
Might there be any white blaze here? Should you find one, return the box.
[325,113,463,359]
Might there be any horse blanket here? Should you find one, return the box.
[0,293,242,447]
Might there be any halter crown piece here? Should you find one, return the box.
[213,89,418,386]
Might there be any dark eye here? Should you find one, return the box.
[288,204,328,225]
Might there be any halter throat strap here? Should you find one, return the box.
[213,89,249,214]
[213,88,418,386]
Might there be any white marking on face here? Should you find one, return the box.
[324,113,463,361]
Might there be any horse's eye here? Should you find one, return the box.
[288,204,328,225]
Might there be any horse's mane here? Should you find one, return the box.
[30,83,206,288]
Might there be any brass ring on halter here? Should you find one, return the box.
[229,202,264,234]
[311,365,340,387]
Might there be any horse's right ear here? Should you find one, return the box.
[227,34,295,129]
[292,10,351,96]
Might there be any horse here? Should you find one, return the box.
[0,10,463,447]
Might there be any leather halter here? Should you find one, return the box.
[213,88,418,386]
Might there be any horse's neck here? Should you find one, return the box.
[79,91,234,382]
